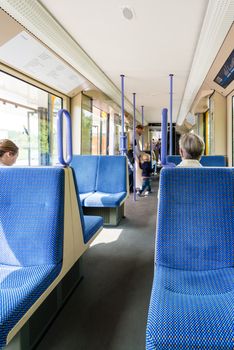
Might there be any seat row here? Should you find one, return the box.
[166,154,227,166]
[146,167,234,349]
[0,166,103,349]
[71,155,128,225]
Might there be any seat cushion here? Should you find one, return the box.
[83,191,127,208]
[79,192,94,205]
[0,263,62,349]
[71,156,99,193]
[146,265,234,350]
[83,216,103,243]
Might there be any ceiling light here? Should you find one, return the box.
[122,7,134,20]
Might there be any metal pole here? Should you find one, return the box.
[141,105,144,151]
[169,74,174,155]
[120,74,126,155]
[133,93,136,201]
[161,108,168,165]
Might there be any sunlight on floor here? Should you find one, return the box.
[90,228,123,246]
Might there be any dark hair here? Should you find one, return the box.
[0,139,19,158]
[136,124,144,130]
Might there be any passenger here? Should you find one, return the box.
[134,124,144,194]
[0,139,19,166]
[139,153,152,196]
[177,132,205,167]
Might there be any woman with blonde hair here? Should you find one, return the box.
[0,139,19,166]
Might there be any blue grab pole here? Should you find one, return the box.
[169,74,174,156]
[141,105,144,151]
[161,108,168,166]
[120,74,127,155]
[57,109,73,166]
[133,93,136,201]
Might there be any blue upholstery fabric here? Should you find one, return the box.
[167,155,226,166]
[0,167,64,349]
[146,168,234,349]
[146,266,234,349]
[0,264,62,349]
[83,216,103,243]
[71,155,99,193]
[201,155,226,166]
[70,168,103,242]
[156,168,233,270]
[96,156,127,193]
[0,168,64,266]
[84,191,127,207]
[79,192,94,205]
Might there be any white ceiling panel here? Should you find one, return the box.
[39,0,209,122]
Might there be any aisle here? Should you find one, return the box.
[36,178,159,350]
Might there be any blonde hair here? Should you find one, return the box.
[179,133,205,160]
[142,153,150,162]
[0,139,18,157]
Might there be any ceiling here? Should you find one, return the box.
[191,23,234,114]
[39,0,209,122]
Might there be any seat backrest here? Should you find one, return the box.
[69,167,86,235]
[156,168,233,270]
[200,155,226,166]
[167,155,226,167]
[71,155,99,193]
[166,155,181,165]
[0,167,64,267]
[96,156,127,193]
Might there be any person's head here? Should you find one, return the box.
[179,133,205,160]
[0,139,19,166]
[136,124,144,136]
[142,153,150,162]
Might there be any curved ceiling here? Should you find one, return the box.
[39,0,208,123]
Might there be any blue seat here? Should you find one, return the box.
[83,215,103,243]
[167,155,226,166]
[70,167,103,243]
[84,191,127,207]
[71,156,99,204]
[0,167,64,349]
[83,155,127,207]
[146,168,234,350]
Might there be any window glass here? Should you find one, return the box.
[81,94,92,154]
[81,95,109,155]
[0,71,62,165]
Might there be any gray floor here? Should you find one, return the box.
[36,178,159,350]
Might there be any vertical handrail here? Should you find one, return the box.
[169,74,174,156]
[57,109,73,166]
[133,93,136,201]
[161,108,168,166]
[120,74,127,155]
[141,105,144,151]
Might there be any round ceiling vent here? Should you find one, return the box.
[122,7,134,20]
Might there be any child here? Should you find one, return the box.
[139,153,152,196]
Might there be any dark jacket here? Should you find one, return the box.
[140,161,151,177]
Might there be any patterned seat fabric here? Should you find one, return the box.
[72,155,128,208]
[167,155,226,166]
[146,168,234,350]
[0,168,64,349]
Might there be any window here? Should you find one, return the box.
[0,71,62,165]
[81,94,109,155]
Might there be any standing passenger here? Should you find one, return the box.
[139,153,152,196]
[177,133,205,167]
[0,139,19,166]
[135,125,144,194]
